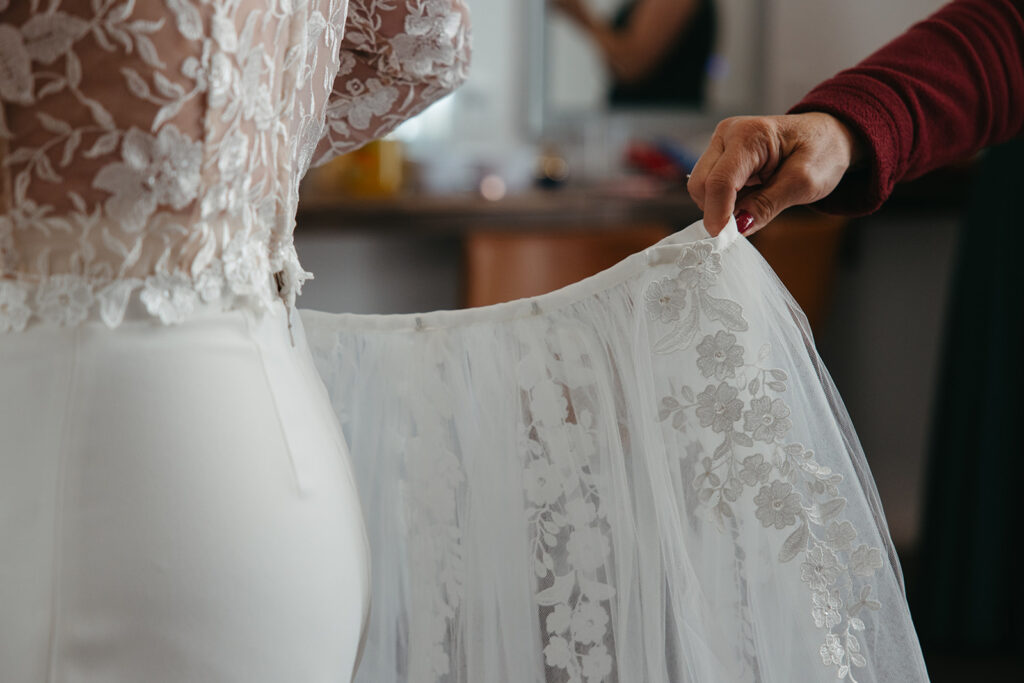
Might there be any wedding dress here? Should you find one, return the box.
[0,1,929,683]
[0,0,469,681]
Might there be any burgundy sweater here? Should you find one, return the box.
[788,0,1024,214]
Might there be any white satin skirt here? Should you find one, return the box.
[302,218,930,683]
[0,297,370,682]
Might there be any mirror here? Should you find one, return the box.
[528,0,767,133]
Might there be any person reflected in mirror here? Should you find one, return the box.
[550,0,716,107]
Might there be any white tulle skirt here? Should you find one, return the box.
[302,218,930,683]
[0,297,370,681]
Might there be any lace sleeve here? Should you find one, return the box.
[312,0,471,166]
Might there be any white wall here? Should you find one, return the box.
[447,0,525,146]
[765,0,946,111]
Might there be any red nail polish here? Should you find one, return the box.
[736,211,754,234]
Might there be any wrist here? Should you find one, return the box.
[822,112,865,171]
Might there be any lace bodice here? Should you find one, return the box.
[0,0,470,331]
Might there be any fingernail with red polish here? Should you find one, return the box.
[736,211,754,234]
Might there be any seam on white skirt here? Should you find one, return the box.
[242,309,311,497]
[46,325,79,683]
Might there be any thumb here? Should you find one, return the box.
[734,163,817,235]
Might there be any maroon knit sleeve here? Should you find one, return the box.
[788,0,1024,215]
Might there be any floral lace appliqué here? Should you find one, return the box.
[646,240,885,683]
[0,0,470,332]
[519,332,616,683]
[402,355,466,681]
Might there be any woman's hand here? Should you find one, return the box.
[687,113,863,236]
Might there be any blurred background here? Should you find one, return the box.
[296,1,1020,678]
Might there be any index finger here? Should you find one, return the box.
[700,145,764,235]
[686,136,723,211]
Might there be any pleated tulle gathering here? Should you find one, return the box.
[301,218,929,683]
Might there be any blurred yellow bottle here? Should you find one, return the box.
[317,139,403,198]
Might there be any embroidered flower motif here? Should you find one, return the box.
[194,262,224,303]
[754,480,802,529]
[721,476,744,502]
[849,544,883,577]
[0,25,33,104]
[35,274,93,326]
[183,45,233,107]
[140,271,198,325]
[801,545,842,591]
[738,453,771,486]
[695,382,743,433]
[693,455,721,491]
[209,50,235,107]
[211,11,238,53]
[849,585,882,615]
[20,12,90,65]
[524,457,562,506]
[543,635,573,669]
[240,77,274,130]
[581,644,612,682]
[566,525,610,573]
[218,130,249,181]
[200,130,252,220]
[825,521,858,553]
[391,0,464,81]
[570,600,609,645]
[696,330,744,380]
[644,276,686,323]
[531,380,569,426]
[565,497,596,527]
[676,242,722,289]
[819,632,846,667]
[648,235,892,679]
[92,126,202,232]
[341,77,399,130]
[337,50,357,77]
[518,343,618,682]
[546,604,572,634]
[0,281,32,332]
[222,231,269,300]
[812,589,844,629]
[743,396,793,443]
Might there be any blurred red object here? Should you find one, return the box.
[624,141,685,181]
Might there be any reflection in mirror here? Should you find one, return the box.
[540,0,764,122]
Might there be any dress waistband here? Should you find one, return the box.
[0,269,284,334]
[301,218,739,333]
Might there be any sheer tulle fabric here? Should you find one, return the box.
[302,218,929,683]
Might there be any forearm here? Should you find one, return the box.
[567,0,696,84]
[576,16,641,83]
[789,0,1024,214]
[313,0,471,165]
